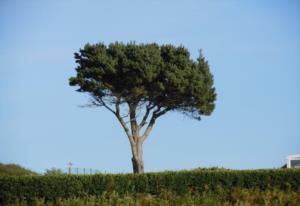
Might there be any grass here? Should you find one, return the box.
[0,163,37,176]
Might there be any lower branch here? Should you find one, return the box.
[115,98,135,146]
[140,107,171,142]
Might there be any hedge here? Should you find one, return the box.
[0,169,299,205]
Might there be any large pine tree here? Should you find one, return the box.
[69,42,216,173]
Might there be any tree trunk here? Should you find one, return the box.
[131,140,144,174]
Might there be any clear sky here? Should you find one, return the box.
[0,0,299,173]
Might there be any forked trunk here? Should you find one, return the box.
[120,102,158,174]
[131,140,144,174]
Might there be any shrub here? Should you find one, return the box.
[0,169,299,205]
[3,189,300,206]
[44,168,64,176]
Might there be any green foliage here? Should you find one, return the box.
[0,163,37,176]
[69,42,217,174]
[44,168,64,176]
[3,189,300,206]
[69,42,216,120]
[1,169,299,205]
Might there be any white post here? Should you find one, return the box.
[287,156,291,168]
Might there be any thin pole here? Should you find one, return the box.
[68,162,73,175]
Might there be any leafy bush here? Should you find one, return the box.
[44,168,64,176]
[3,189,300,206]
[0,169,299,205]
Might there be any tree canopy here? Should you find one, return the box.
[70,42,216,120]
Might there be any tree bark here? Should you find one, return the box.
[131,140,144,174]
[115,103,169,174]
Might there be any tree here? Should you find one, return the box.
[44,168,64,175]
[69,42,216,174]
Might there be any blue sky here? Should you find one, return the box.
[0,0,299,173]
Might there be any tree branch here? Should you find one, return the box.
[115,98,135,145]
[94,96,116,115]
[139,103,156,128]
[140,107,171,142]
[94,96,135,144]
[154,107,170,118]
[140,117,155,142]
